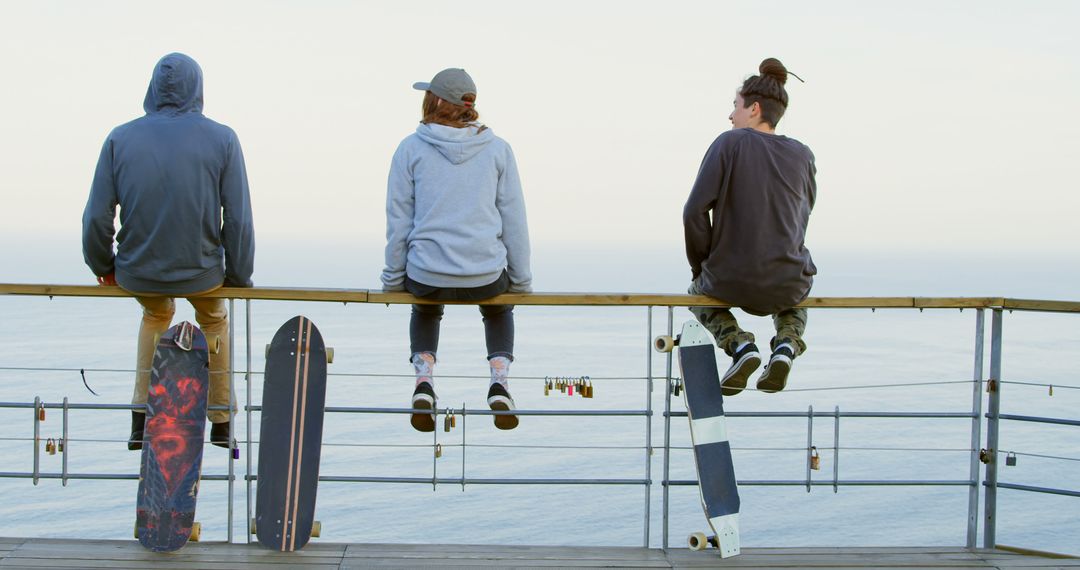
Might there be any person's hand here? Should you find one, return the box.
[96,273,117,286]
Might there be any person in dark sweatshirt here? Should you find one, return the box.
[683,58,816,395]
[382,68,532,432]
[82,52,255,450]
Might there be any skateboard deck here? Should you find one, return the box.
[677,320,741,557]
[255,316,329,551]
[135,321,209,552]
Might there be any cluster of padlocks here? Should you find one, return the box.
[543,376,593,398]
[37,403,66,456]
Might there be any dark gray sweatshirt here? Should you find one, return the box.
[683,128,816,316]
[82,53,254,295]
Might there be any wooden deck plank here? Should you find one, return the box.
[2,539,1078,569]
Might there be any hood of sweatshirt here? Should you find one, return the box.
[415,123,494,165]
[142,53,204,116]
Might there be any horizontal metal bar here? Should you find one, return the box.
[665,411,976,419]
[0,472,236,482]
[0,402,230,411]
[993,482,1080,498]
[665,479,974,487]
[998,414,1080,428]
[314,476,649,485]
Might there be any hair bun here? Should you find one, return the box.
[759,58,788,85]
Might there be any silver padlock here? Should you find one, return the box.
[1005,452,1017,466]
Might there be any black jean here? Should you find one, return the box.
[406,271,514,360]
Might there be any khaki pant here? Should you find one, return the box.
[130,286,234,424]
[688,279,808,357]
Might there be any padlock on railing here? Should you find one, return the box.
[443,410,452,432]
[434,443,442,459]
[38,404,46,422]
[450,413,456,428]
[57,438,64,453]
[45,438,56,455]
[1005,452,1017,466]
[544,378,551,396]
[809,446,821,470]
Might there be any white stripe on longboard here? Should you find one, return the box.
[280,317,305,551]
[288,318,313,551]
[689,415,729,445]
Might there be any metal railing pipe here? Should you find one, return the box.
[983,308,1003,548]
[967,308,985,548]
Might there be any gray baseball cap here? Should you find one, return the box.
[413,68,477,106]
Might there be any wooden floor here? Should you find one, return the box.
[1,537,1077,569]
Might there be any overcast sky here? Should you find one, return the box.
[1,1,1077,289]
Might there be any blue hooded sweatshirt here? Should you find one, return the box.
[381,123,531,291]
[82,52,255,295]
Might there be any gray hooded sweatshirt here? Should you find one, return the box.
[684,128,816,315]
[382,123,531,291]
[82,52,255,295]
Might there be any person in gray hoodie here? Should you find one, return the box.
[683,58,816,396]
[382,68,531,432]
[82,52,255,450]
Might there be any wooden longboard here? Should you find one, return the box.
[255,316,328,551]
[677,320,741,557]
[135,321,209,552]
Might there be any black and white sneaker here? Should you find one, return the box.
[411,381,437,432]
[721,343,761,396]
[756,344,795,393]
[487,383,519,430]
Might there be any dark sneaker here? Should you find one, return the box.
[756,344,795,393]
[210,421,233,449]
[487,383,519,430]
[128,410,146,451]
[721,343,761,396]
[411,381,437,432]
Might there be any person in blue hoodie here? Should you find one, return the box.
[82,52,255,451]
[382,68,532,432]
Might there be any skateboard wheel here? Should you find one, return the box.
[325,348,334,364]
[688,532,708,551]
[250,518,256,535]
[189,522,201,542]
[134,523,139,539]
[311,520,321,538]
[654,335,676,353]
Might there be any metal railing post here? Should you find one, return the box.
[227,298,235,543]
[966,309,985,548]
[983,309,1003,548]
[643,307,653,547]
[244,299,253,544]
[661,307,674,549]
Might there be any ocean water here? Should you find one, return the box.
[0,244,1077,553]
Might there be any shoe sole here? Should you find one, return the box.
[721,354,761,396]
[488,396,519,430]
[411,394,436,432]
[757,358,791,393]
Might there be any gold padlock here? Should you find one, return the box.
[434,443,442,458]
[587,381,594,398]
[58,438,65,453]
[443,411,451,432]
[809,446,820,470]
[450,413,456,428]
[38,404,45,421]
[46,438,56,455]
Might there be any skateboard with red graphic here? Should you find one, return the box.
[253,316,330,551]
[135,321,209,552]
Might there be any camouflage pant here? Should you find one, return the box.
[687,279,807,357]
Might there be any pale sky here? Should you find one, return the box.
[1,1,1078,288]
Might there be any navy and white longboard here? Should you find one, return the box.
[657,320,741,557]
